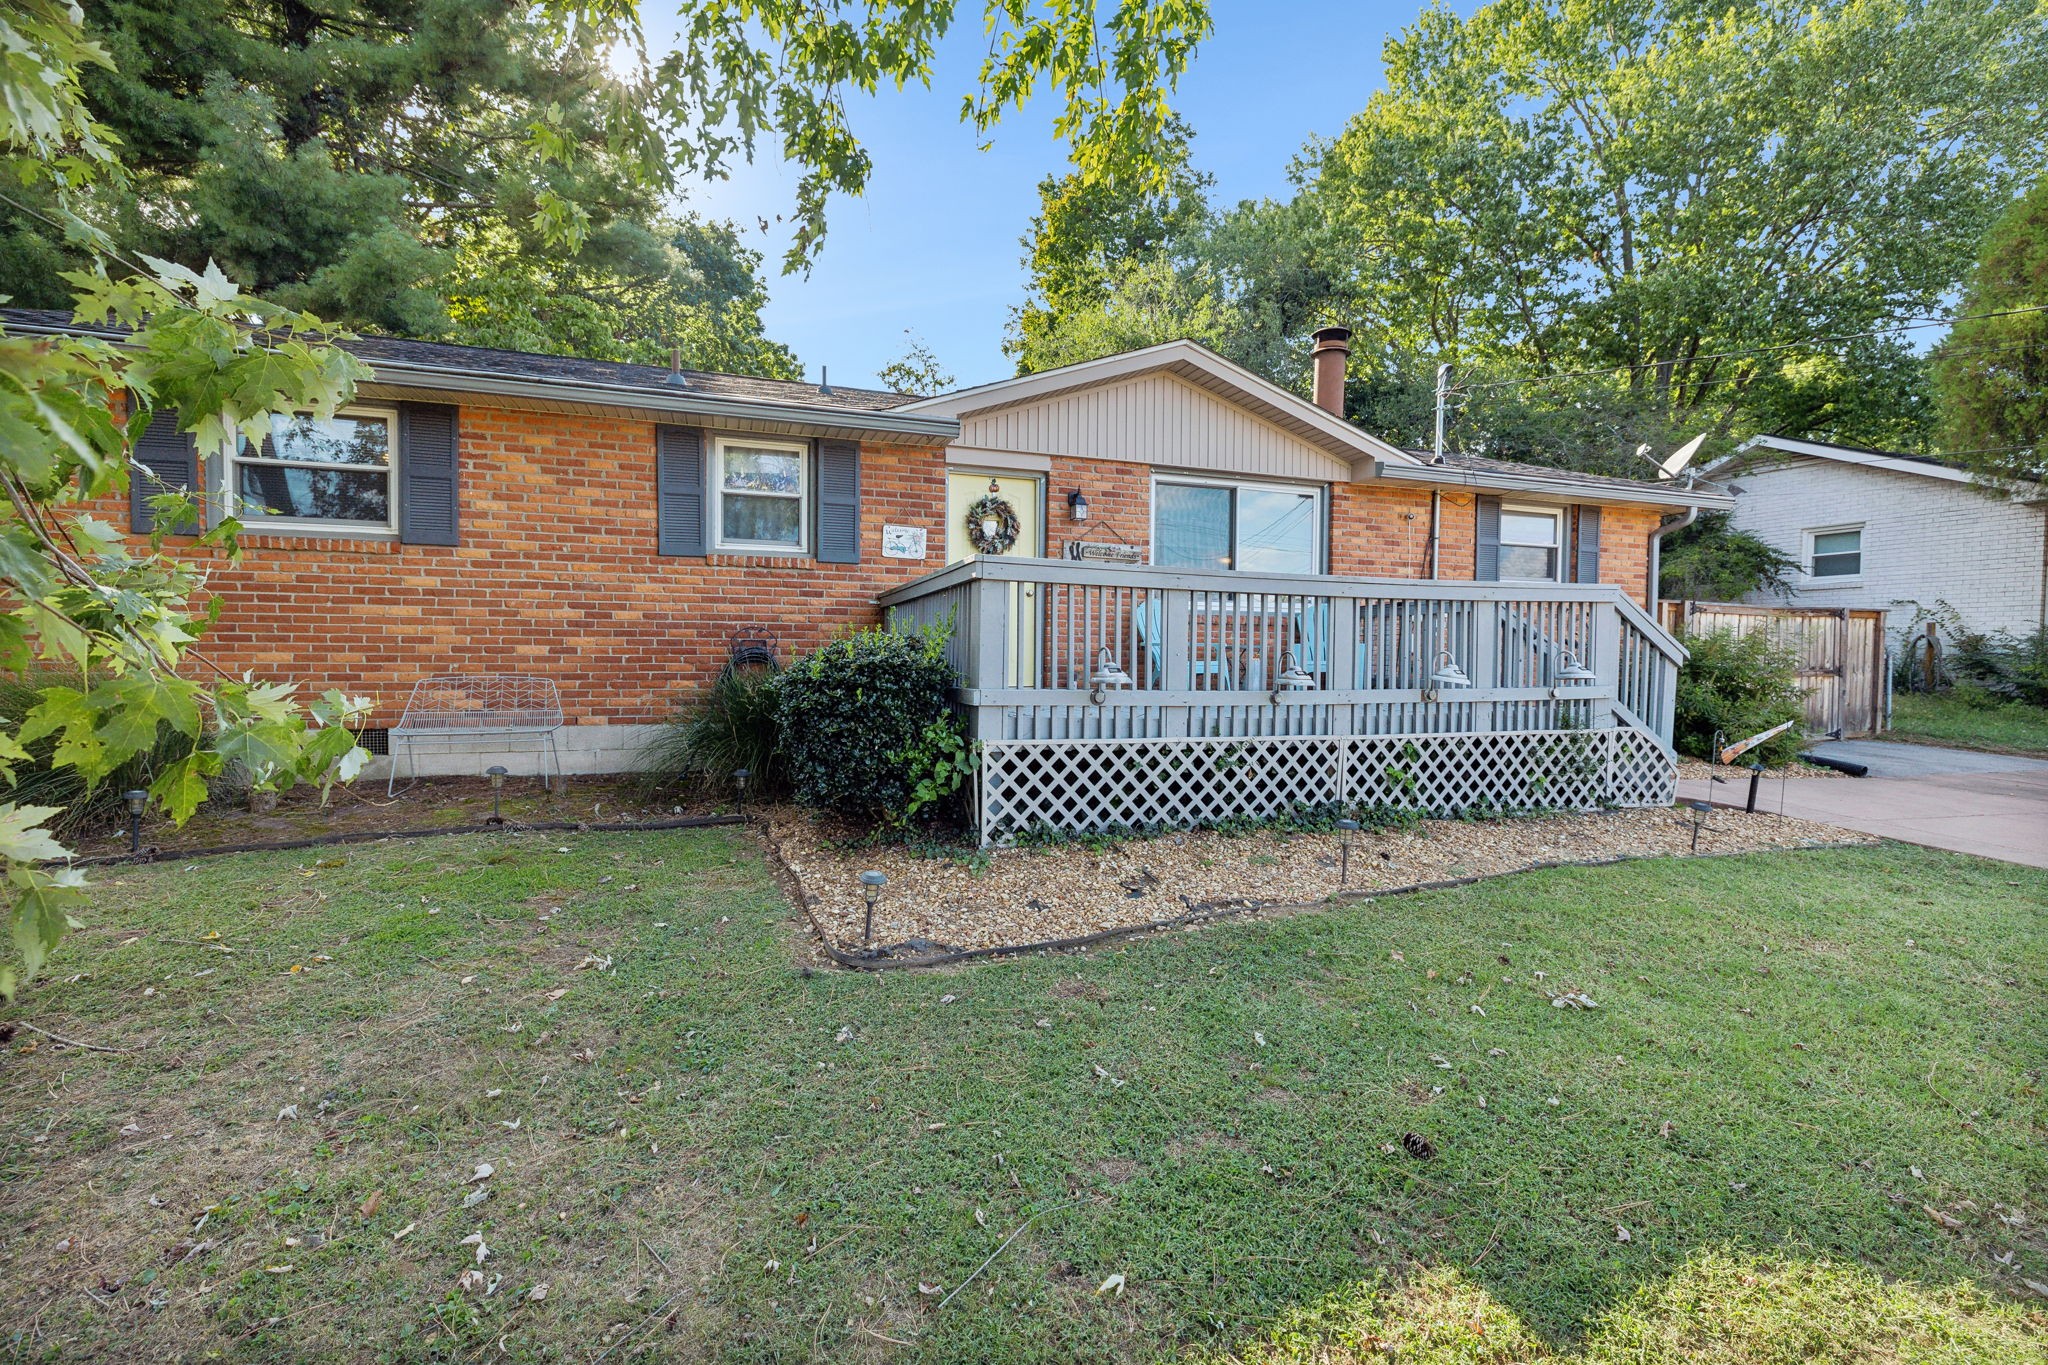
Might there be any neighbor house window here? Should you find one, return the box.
[1498,507,1562,581]
[1806,526,1863,579]
[1153,477,1321,575]
[231,408,397,530]
[714,436,808,551]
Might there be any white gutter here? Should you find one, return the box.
[1371,457,1733,511]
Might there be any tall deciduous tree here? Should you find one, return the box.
[1017,0,2045,468]
[1305,0,2043,443]
[1933,180,2048,486]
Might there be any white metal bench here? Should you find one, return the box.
[386,674,564,795]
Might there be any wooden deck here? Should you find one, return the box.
[881,557,1685,841]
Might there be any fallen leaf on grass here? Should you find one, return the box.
[457,1269,486,1293]
[527,1283,549,1302]
[265,1265,294,1275]
[542,988,568,1002]
[460,1232,490,1264]
[1616,1226,1632,1243]
[276,1104,298,1122]
[1097,1273,1126,1296]
[359,1190,383,1218]
[466,1163,495,1184]
[462,1188,491,1210]
[2023,1280,2048,1301]
[392,1223,416,1241]
[1924,1204,1965,1231]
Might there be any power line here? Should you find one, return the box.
[1455,303,2048,394]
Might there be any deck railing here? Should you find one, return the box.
[880,558,1684,841]
[881,557,1683,748]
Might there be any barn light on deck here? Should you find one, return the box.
[858,870,888,950]
[485,765,508,825]
[1269,651,1315,705]
[122,789,147,853]
[1088,648,1134,705]
[1067,489,1090,521]
[1555,649,1598,683]
[1422,650,1472,702]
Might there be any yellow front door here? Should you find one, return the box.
[946,472,1043,686]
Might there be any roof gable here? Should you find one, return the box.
[905,341,1422,471]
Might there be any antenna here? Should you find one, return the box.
[1432,363,1452,465]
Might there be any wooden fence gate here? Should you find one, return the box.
[1659,602,1888,739]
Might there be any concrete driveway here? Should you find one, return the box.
[1677,740,2048,869]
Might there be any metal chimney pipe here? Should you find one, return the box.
[1310,326,1351,418]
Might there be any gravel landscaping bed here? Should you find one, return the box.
[1676,756,1852,782]
[764,804,1878,958]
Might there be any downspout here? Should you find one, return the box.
[1427,489,1442,579]
[1647,505,1698,614]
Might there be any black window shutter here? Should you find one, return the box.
[1474,496,1502,581]
[656,425,706,556]
[816,439,861,564]
[130,409,198,534]
[1574,505,1602,583]
[399,402,460,545]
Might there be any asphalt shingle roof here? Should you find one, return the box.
[0,308,916,415]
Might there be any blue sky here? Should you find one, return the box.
[651,1,1431,390]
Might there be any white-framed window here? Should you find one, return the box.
[1151,476,1322,575]
[230,407,397,532]
[714,435,809,552]
[1805,524,1863,581]
[1498,505,1563,581]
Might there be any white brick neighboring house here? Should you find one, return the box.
[1704,435,2048,643]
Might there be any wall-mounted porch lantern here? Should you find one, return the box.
[1422,650,1472,703]
[1067,489,1090,522]
[1088,648,1134,705]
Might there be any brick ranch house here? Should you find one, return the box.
[9,310,1727,791]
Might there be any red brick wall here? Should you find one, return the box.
[1046,456,1152,559]
[1599,505,1661,608]
[130,405,954,727]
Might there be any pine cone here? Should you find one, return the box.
[1401,1131,1436,1161]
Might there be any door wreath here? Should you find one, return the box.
[964,490,1021,555]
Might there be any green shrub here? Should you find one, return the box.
[770,622,958,823]
[892,714,980,827]
[0,673,194,836]
[1949,625,2048,707]
[641,664,784,797]
[1673,628,1804,764]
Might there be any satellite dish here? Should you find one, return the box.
[1649,433,1708,482]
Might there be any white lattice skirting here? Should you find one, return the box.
[977,726,1676,843]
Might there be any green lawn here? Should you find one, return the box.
[1888,691,2048,756]
[2,830,2043,1362]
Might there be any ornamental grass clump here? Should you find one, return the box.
[770,622,961,824]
